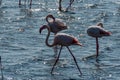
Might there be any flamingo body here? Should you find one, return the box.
[87,26,111,38]
[54,33,81,46]
[46,14,67,34]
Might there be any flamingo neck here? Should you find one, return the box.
[45,26,54,47]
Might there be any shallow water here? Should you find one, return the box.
[0,0,120,80]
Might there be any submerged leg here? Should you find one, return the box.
[29,0,32,9]
[30,0,32,5]
[0,0,2,5]
[51,46,63,74]
[19,0,21,5]
[66,46,82,76]
[58,0,62,11]
[0,56,3,80]
[66,0,74,11]
[96,37,99,58]
[82,37,99,60]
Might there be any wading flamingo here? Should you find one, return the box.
[87,23,111,58]
[59,0,74,12]
[46,14,67,34]
[19,0,32,8]
[39,25,82,75]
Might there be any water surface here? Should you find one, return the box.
[0,0,120,80]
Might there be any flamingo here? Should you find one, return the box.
[19,0,32,8]
[39,25,82,75]
[58,0,74,12]
[46,14,67,34]
[45,14,68,56]
[87,23,111,58]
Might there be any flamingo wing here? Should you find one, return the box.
[54,33,81,46]
[47,19,67,34]
[87,26,111,38]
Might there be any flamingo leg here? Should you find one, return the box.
[66,0,74,11]
[58,0,62,11]
[29,0,32,8]
[0,56,3,80]
[30,0,32,5]
[66,46,82,76]
[19,0,21,5]
[51,46,63,74]
[96,37,99,58]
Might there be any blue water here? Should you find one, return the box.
[0,0,120,80]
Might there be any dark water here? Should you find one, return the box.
[0,0,120,80]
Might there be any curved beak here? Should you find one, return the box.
[39,25,47,34]
[39,27,42,34]
[77,43,82,46]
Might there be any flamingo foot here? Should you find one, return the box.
[82,54,98,61]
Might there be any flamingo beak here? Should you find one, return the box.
[39,25,47,34]
[39,27,43,34]
[65,26,68,29]
[108,32,112,35]
[78,43,82,46]
[75,42,82,46]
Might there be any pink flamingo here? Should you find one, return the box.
[19,0,32,8]
[87,23,111,58]
[46,14,67,34]
[59,0,74,12]
[39,25,82,75]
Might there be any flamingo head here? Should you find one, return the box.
[104,31,112,36]
[62,25,68,30]
[46,14,55,22]
[97,22,103,28]
[39,25,48,34]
